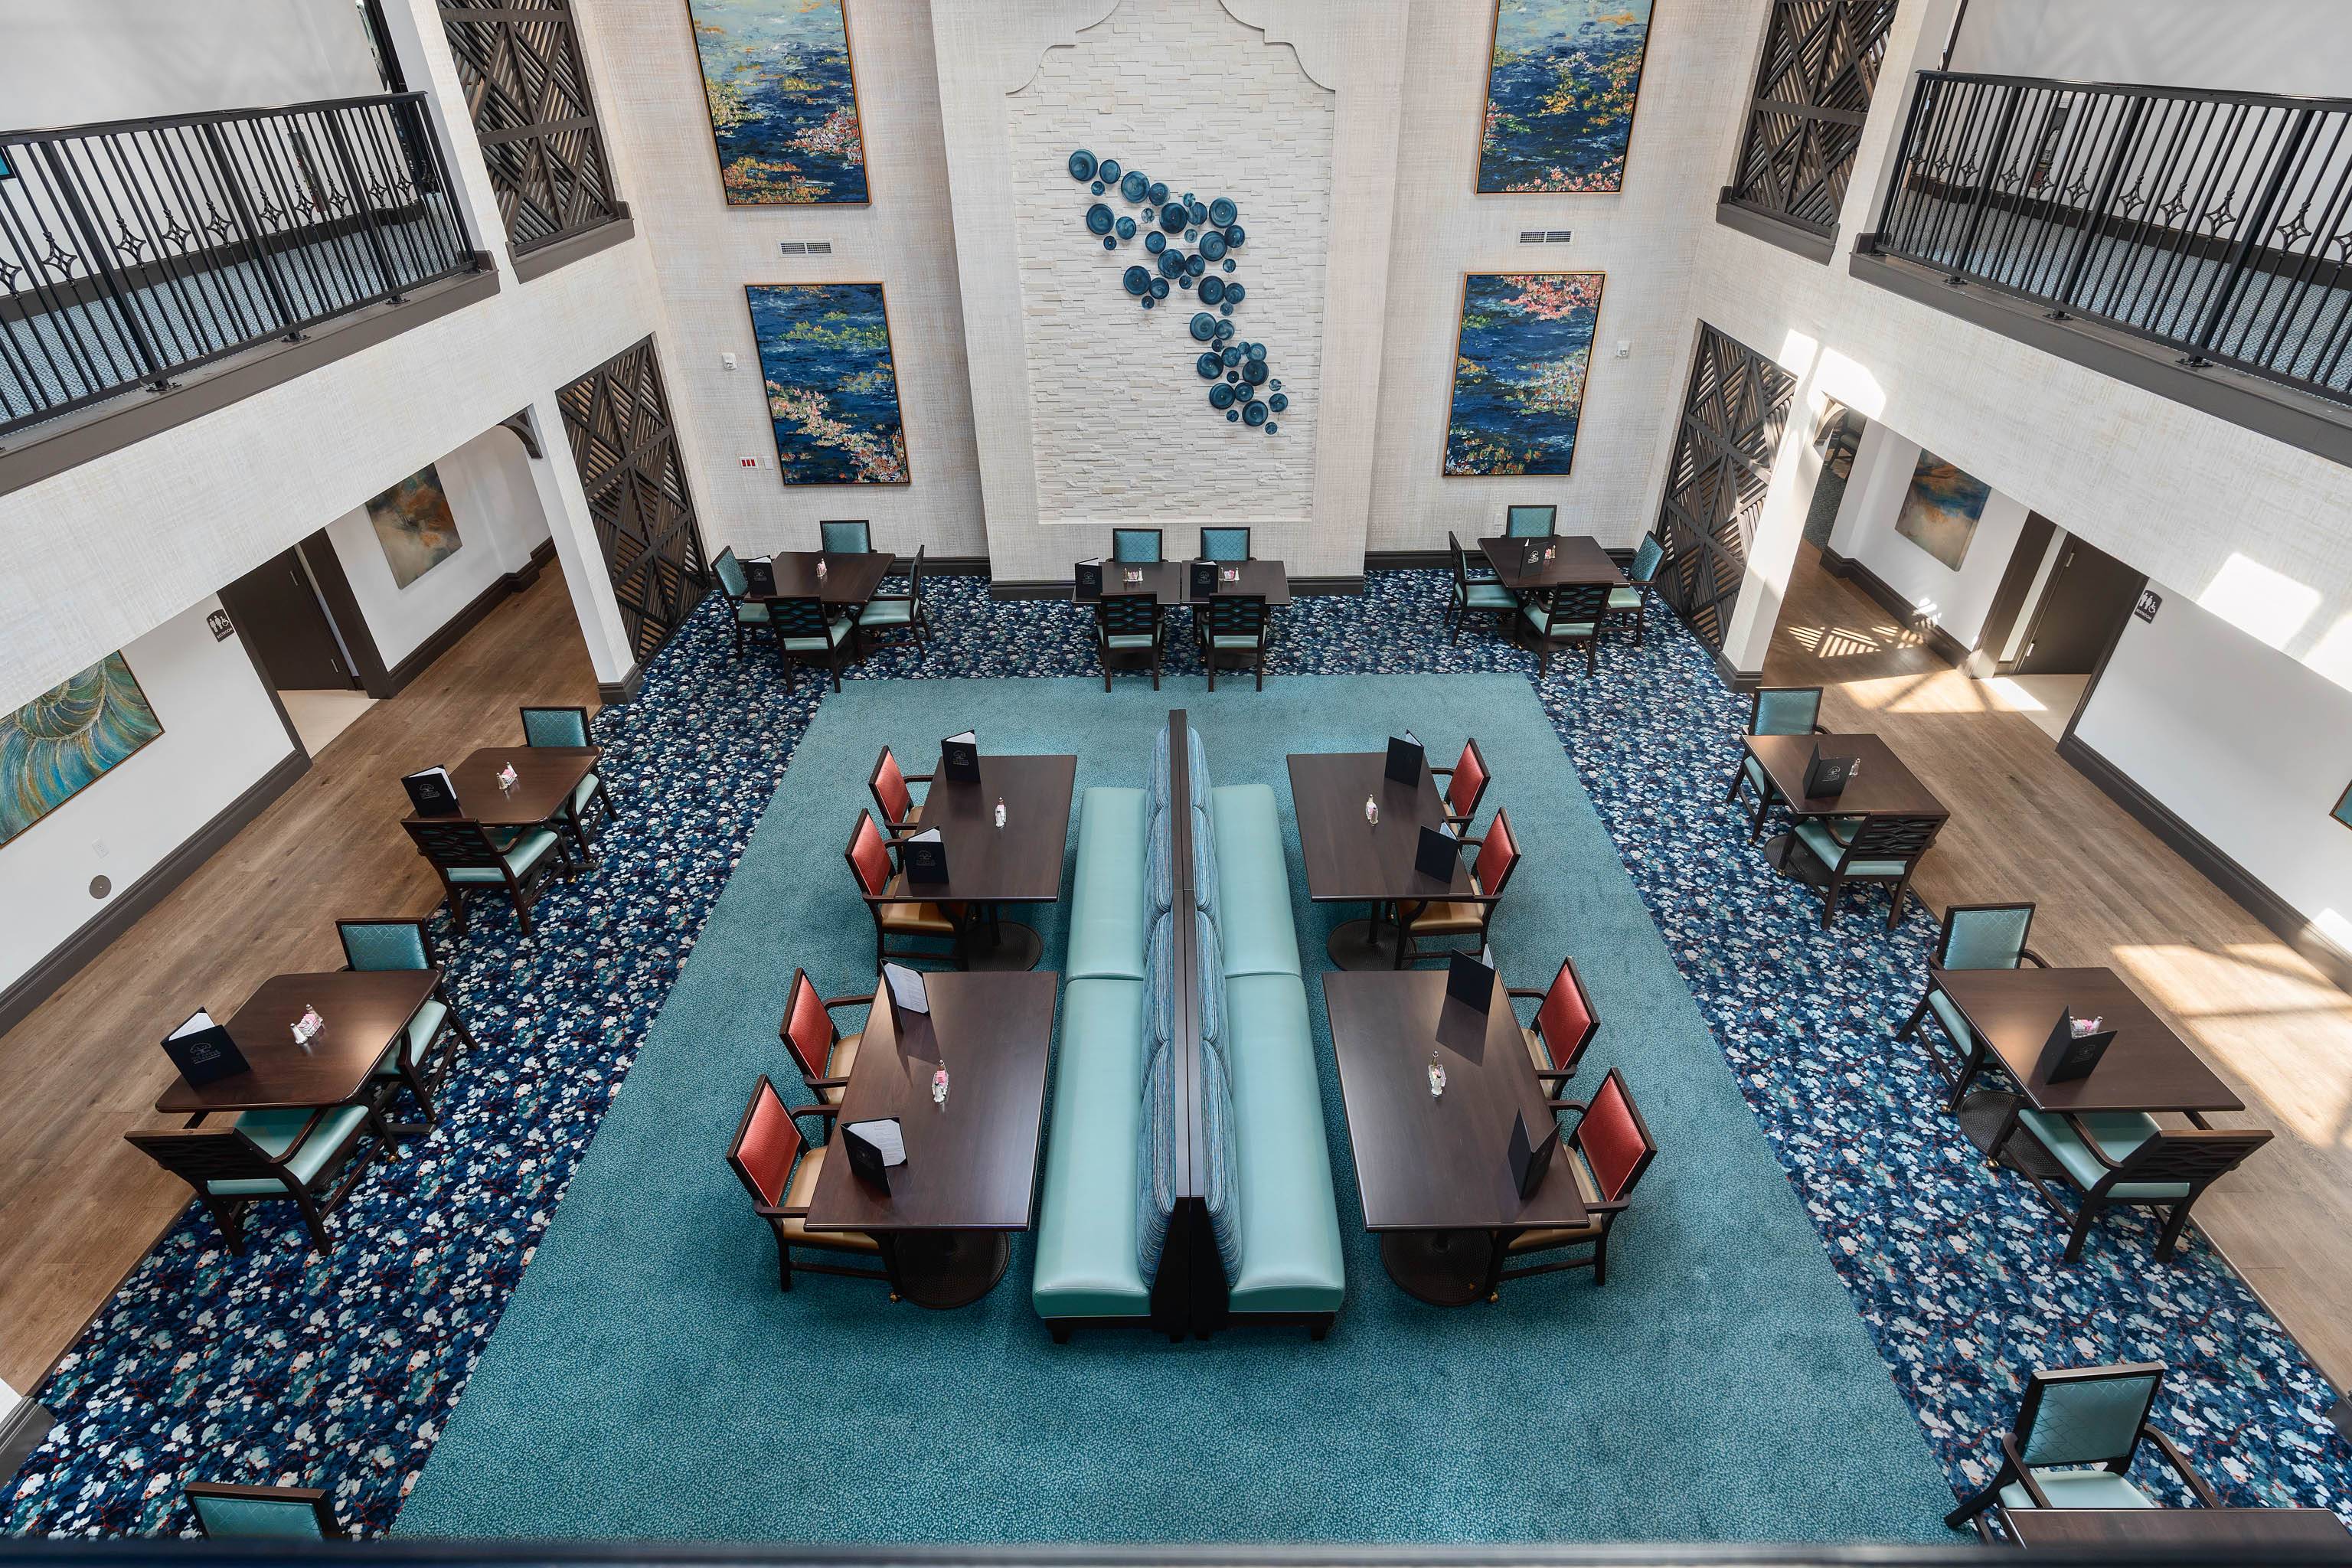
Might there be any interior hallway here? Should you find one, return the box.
[1765,542,2352,1394]
[0,567,596,1393]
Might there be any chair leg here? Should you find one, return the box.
[770,1220,795,1292]
[1898,988,1932,1040]
[2063,1200,2099,1263]
[1101,652,1112,694]
[2153,1195,2197,1260]
[1749,785,1774,841]
[201,1194,249,1255]
[1887,872,1914,930]
[1945,1473,2008,1530]
[1535,642,1550,678]
[510,878,534,934]
[1820,876,1842,929]
[1633,602,1648,645]
[1255,651,1264,692]
[1591,1223,1611,1286]
[1725,766,1747,805]
[1586,635,1599,674]
[293,1191,332,1254]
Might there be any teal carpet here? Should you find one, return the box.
[397,675,1955,1543]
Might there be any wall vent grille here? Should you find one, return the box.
[1517,230,1574,243]
[778,240,835,256]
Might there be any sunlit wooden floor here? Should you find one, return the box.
[1765,543,2352,1394]
[0,567,596,1393]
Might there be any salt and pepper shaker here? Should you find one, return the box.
[994,796,1007,830]
[816,557,828,580]
[1364,793,1380,825]
[1427,1050,1446,1098]
[932,1065,950,1106]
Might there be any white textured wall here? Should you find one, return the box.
[1825,419,2034,652]
[1006,0,1331,534]
[2,0,381,126]
[1949,0,2352,98]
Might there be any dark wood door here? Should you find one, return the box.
[219,548,356,691]
[1652,322,1797,651]
[2014,534,2145,675]
[555,337,710,662]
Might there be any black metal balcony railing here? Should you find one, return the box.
[1869,71,2352,407]
[0,93,480,440]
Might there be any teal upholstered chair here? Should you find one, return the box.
[1987,1106,2271,1263]
[858,545,931,648]
[772,594,858,691]
[712,547,770,655]
[126,1102,388,1255]
[1112,528,1163,564]
[1198,526,1251,561]
[1602,534,1666,645]
[1726,685,1827,839]
[521,704,612,858]
[1791,810,1946,929]
[1447,531,1517,643]
[403,817,564,935]
[818,519,872,555]
[1946,1363,2218,1538]
[1095,591,1164,690]
[1899,903,2045,1110]
[185,1482,346,1539]
[1505,504,1555,537]
[338,916,474,1134]
[1196,593,1271,691]
[1521,581,1610,676]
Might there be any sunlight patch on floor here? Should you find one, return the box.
[2109,942,2352,1148]
[1783,620,1923,661]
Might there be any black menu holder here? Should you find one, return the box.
[940,730,980,783]
[400,766,459,817]
[162,1010,248,1086]
[1189,559,1219,599]
[1074,558,1104,600]
[1446,949,1495,1012]
[2036,1010,2116,1085]
[1508,1110,1559,1201]
[842,1122,894,1194]
[741,556,777,597]
[902,828,949,884]
[1385,732,1424,786]
[1413,825,1460,883]
[1802,746,1858,799]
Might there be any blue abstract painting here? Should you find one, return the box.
[1478,0,1655,194]
[687,0,867,205]
[1,653,163,846]
[1896,450,1991,570]
[746,283,908,485]
[1444,273,1604,477]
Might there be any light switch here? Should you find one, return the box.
[91,838,109,858]
[720,352,738,371]
[1614,340,1630,358]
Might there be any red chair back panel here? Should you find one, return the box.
[1579,1072,1648,1202]
[782,972,831,1080]
[1535,959,1592,1068]
[849,815,891,896]
[1474,812,1517,893]
[733,1080,803,1208]
[874,751,911,824]
[1448,741,1487,819]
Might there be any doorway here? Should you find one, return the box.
[218,539,377,755]
[1989,532,2144,743]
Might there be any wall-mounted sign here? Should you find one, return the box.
[206,609,234,641]
[2135,589,2161,623]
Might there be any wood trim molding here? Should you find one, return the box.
[1969,511,2059,677]
[1711,645,1762,692]
[0,1398,54,1484]
[1818,545,1971,666]
[509,210,635,285]
[1290,576,1365,596]
[381,539,560,694]
[0,747,309,1037]
[597,662,644,706]
[1364,550,1449,571]
[2059,733,2352,998]
[1715,197,1838,264]
[297,532,393,698]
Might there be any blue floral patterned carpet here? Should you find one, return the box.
[6,571,2348,1537]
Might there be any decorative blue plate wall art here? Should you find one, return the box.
[1070,148,1292,436]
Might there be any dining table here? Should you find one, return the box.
[1740,732,1945,885]
[1478,534,1627,594]
[405,745,601,864]
[751,549,894,610]
[1285,750,1475,970]
[155,969,439,1120]
[898,751,1076,972]
[1073,558,1293,606]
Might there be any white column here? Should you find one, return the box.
[1717,362,1828,679]
[520,394,639,696]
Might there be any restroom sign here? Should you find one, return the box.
[2134,589,2161,624]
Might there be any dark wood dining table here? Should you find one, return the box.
[1325,968,1588,1305]
[752,549,893,609]
[802,969,1057,1308]
[1478,534,1626,593]
[1073,559,1293,606]
[1287,750,1475,970]
[155,969,438,1117]
[1741,732,1945,884]
[404,745,601,864]
[1999,1505,2351,1550]
[901,753,1076,972]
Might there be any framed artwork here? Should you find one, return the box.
[745,283,910,485]
[686,0,869,205]
[1,652,164,847]
[2332,781,2352,832]
[1477,0,1656,194]
[366,464,463,589]
[1894,449,1991,570]
[1442,272,1605,477]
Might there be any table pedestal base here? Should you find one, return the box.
[883,1231,1011,1309]
[1956,1090,2068,1182]
[1328,917,1403,972]
[1380,1230,1498,1307]
[1762,832,1828,887]
[961,919,1043,973]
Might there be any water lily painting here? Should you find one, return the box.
[1895,449,1991,570]
[1443,272,1605,477]
[746,283,909,485]
[1478,0,1655,194]
[687,0,868,205]
[1,653,163,846]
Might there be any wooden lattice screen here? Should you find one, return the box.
[1652,323,1798,652]
[1722,0,1900,235]
[438,0,622,253]
[556,338,709,663]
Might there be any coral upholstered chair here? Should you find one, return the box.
[1501,1068,1656,1289]
[779,968,864,1107]
[727,1076,886,1294]
[1430,737,1491,830]
[868,746,930,833]
[845,810,962,971]
[1510,956,1599,1093]
[1395,808,1523,968]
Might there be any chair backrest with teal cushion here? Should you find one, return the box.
[1099,591,1159,639]
[1204,594,1266,640]
[1113,528,1164,563]
[819,520,871,554]
[1939,903,2034,970]
[338,918,430,972]
[1631,534,1665,582]
[712,547,748,599]
[187,1485,337,1540]
[1506,505,1556,537]
[772,596,831,639]
[1543,581,1610,629]
[1752,685,1823,735]
[1199,526,1250,561]
[521,705,590,748]
[1839,812,1945,867]
[2017,1364,2164,1468]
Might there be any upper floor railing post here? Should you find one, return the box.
[197,119,305,341]
[2188,105,2318,364]
[2050,92,2148,315]
[28,139,171,389]
[318,104,406,304]
[1949,82,2026,283]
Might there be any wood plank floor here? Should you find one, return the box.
[0,567,596,1393]
[1764,543,2352,1393]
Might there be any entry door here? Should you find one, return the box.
[220,548,356,691]
[2014,536,2145,675]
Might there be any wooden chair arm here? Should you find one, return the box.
[2000,1435,2053,1508]
[2060,1112,2127,1171]
[903,771,934,784]
[820,995,872,1014]
[753,1204,813,1220]
[2018,948,2050,968]
[804,1076,850,1092]
[1546,1098,1587,1114]
[1505,987,1547,999]
[787,1102,842,1125]
[2145,1427,2221,1508]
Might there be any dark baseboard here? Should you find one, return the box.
[1291,576,1364,596]
[989,580,1073,601]
[1717,194,1839,264]
[598,662,645,705]
[2334,1396,2351,1439]
[2057,732,2352,997]
[1364,550,1449,572]
[508,211,635,286]
[1819,547,1970,667]
[0,747,309,1037]
[0,1398,54,1479]
[382,539,560,695]
[897,554,989,577]
[1710,645,1762,691]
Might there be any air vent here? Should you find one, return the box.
[777,240,835,256]
[1517,230,1574,244]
